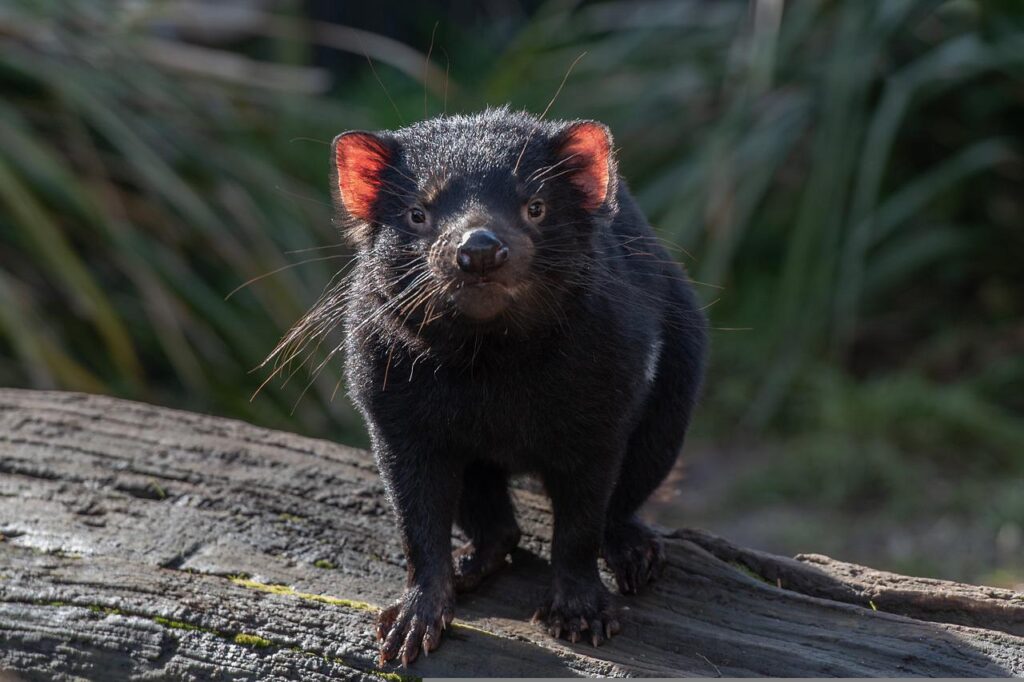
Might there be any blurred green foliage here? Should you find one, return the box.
[1,1,1022,570]
[0,1,371,437]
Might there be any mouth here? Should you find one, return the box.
[450,279,513,320]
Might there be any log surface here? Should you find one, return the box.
[0,389,1022,680]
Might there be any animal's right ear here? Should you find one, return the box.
[331,131,394,229]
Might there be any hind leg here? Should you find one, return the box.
[603,321,704,594]
[602,408,680,595]
[453,461,521,593]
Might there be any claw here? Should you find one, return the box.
[374,590,453,668]
[535,586,620,648]
[423,625,439,656]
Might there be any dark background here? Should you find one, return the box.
[1,0,1022,588]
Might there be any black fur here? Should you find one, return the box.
[331,108,707,665]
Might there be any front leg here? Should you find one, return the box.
[536,463,622,647]
[374,439,461,666]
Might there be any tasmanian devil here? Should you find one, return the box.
[325,108,706,665]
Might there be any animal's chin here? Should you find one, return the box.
[450,281,513,321]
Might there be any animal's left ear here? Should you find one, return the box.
[553,121,616,212]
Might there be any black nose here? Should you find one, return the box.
[456,229,509,274]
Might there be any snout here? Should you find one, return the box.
[436,222,534,321]
[456,229,509,275]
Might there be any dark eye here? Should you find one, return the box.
[526,199,545,221]
[408,206,427,225]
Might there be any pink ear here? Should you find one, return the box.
[557,122,613,211]
[333,132,392,221]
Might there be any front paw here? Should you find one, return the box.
[532,581,620,647]
[376,583,455,666]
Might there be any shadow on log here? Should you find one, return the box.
[1,389,1022,679]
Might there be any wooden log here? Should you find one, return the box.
[0,389,1021,679]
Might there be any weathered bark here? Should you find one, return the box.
[0,389,1021,679]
